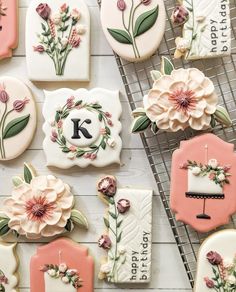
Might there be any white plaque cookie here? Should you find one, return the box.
[97,176,153,283]
[194,230,236,291]
[26,0,90,81]
[43,88,122,168]
[0,242,19,292]
[100,0,166,62]
[0,76,37,161]
[172,0,231,60]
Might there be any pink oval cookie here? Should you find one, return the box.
[170,133,236,233]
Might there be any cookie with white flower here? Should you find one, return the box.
[172,0,231,60]
[100,0,166,62]
[26,0,90,81]
[131,57,231,133]
[194,230,236,291]
[0,76,37,161]
[0,163,88,239]
[42,88,122,168]
[170,133,236,233]
[31,238,94,292]
[97,175,153,283]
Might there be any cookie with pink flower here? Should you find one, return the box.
[0,76,37,161]
[97,175,153,283]
[26,0,90,81]
[0,163,88,239]
[132,57,231,133]
[194,230,236,291]
[100,0,166,62]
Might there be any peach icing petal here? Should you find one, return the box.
[189,114,211,130]
[153,75,174,91]
[170,68,190,83]
[169,81,188,93]
[31,176,48,191]
[169,108,189,123]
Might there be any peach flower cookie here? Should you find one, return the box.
[31,238,94,292]
[26,1,90,81]
[194,230,236,291]
[170,133,236,233]
[100,0,166,62]
[97,175,153,283]
[0,0,18,59]
[171,0,231,60]
[131,57,231,133]
[0,76,37,161]
[43,88,122,168]
[0,242,19,292]
[0,163,88,239]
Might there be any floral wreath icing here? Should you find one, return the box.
[171,0,231,60]
[131,57,232,133]
[97,176,153,283]
[43,88,122,168]
[100,0,166,62]
[0,163,88,239]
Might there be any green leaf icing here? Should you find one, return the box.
[70,209,89,229]
[131,115,151,133]
[23,163,34,184]
[3,114,30,139]
[161,57,174,75]
[107,28,133,44]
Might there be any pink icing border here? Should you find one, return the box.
[30,238,94,292]
[170,133,236,233]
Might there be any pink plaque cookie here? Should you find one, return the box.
[170,133,236,233]
[30,238,94,292]
[0,0,18,59]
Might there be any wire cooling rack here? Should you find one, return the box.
[98,0,236,288]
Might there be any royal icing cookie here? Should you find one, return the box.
[100,0,166,62]
[0,242,19,292]
[131,57,232,133]
[170,133,236,233]
[30,238,94,292]
[194,230,236,291]
[26,0,90,81]
[0,163,88,239]
[43,88,122,168]
[0,77,37,161]
[172,0,231,60]
[97,176,153,283]
[0,0,18,60]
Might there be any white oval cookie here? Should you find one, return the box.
[0,76,37,161]
[100,0,166,62]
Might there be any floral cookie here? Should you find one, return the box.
[0,163,88,239]
[100,0,166,62]
[0,76,37,161]
[0,0,18,59]
[97,176,153,283]
[172,0,231,60]
[43,88,122,168]
[0,242,19,292]
[170,133,236,233]
[131,57,231,133]
[30,238,94,292]
[194,230,236,291]
[26,0,90,81]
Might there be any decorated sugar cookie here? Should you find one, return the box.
[30,238,94,292]
[0,77,37,161]
[26,0,90,81]
[172,0,231,60]
[100,0,166,62]
[0,242,19,292]
[0,163,88,239]
[194,230,236,291]
[0,0,18,59]
[97,176,153,283]
[131,57,232,134]
[43,88,122,168]
[170,133,236,233]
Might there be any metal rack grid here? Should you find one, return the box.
[99,0,236,288]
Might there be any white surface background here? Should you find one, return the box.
[0,0,192,291]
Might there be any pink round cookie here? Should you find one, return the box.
[170,133,236,233]
[30,238,94,292]
[0,0,18,59]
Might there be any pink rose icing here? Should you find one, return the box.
[3,175,74,239]
[144,68,218,132]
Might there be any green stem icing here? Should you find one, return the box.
[122,9,137,58]
[0,103,7,159]
[1,109,14,159]
[186,0,195,59]
[131,2,142,58]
